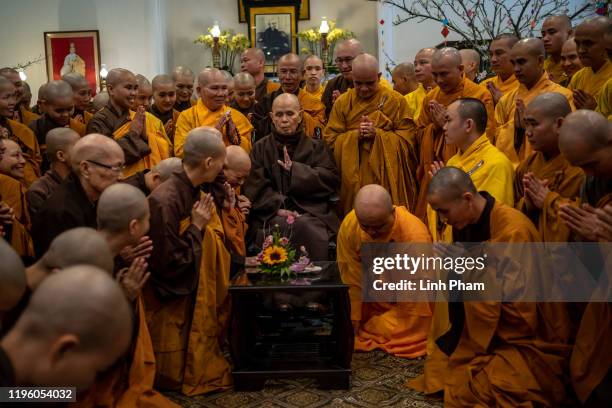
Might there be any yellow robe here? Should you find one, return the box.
[494,72,574,166]
[7,119,41,187]
[323,86,418,215]
[0,174,34,258]
[112,112,172,178]
[514,151,584,242]
[337,206,432,357]
[379,76,394,90]
[480,74,520,100]
[17,104,39,127]
[302,84,324,101]
[404,84,427,120]
[297,89,327,137]
[568,60,612,100]
[174,100,253,157]
[414,78,496,221]
[544,56,568,85]
[427,134,515,242]
[596,78,612,120]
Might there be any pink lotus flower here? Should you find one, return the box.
[286,214,295,225]
[290,255,311,273]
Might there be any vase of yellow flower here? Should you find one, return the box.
[194,28,250,73]
[257,224,297,280]
[298,21,355,73]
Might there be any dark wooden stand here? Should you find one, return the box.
[229,262,353,391]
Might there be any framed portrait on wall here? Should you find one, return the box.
[44,30,101,94]
[238,0,309,22]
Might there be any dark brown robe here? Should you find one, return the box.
[26,168,62,217]
[322,74,352,117]
[122,169,151,196]
[229,99,256,119]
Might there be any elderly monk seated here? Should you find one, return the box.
[541,15,573,84]
[62,72,93,124]
[324,53,418,216]
[174,68,252,156]
[0,139,34,259]
[31,134,124,256]
[27,128,80,217]
[481,34,520,105]
[150,74,180,142]
[426,167,572,407]
[514,93,584,242]
[560,37,583,86]
[302,55,326,101]
[229,72,257,119]
[122,157,183,196]
[86,68,171,178]
[145,127,232,395]
[414,47,496,220]
[0,266,133,392]
[244,93,339,260]
[494,38,573,166]
[0,76,41,186]
[0,67,39,126]
[0,241,26,333]
[337,184,432,357]
[253,53,326,141]
[240,48,280,103]
[427,98,514,241]
[569,16,612,110]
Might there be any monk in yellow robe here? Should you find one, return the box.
[514,93,584,242]
[337,184,432,357]
[481,34,520,105]
[414,47,496,220]
[541,15,573,84]
[426,167,572,407]
[62,72,93,124]
[174,68,252,156]
[150,74,181,143]
[560,38,583,86]
[0,77,41,186]
[407,48,437,122]
[596,78,612,119]
[459,49,480,82]
[302,54,326,101]
[494,38,574,166]
[391,62,421,119]
[0,67,39,126]
[87,68,172,178]
[427,98,514,242]
[569,16,612,110]
[0,139,34,259]
[324,53,418,216]
[172,66,197,112]
[555,110,612,407]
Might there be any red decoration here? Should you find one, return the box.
[379,19,385,25]
[441,26,449,38]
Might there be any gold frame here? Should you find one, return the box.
[248,6,298,72]
[239,0,309,22]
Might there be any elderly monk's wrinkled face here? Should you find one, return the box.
[352,67,380,100]
[304,57,324,87]
[575,24,607,68]
[428,192,473,230]
[133,84,152,111]
[510,46,543,88]
[233,82,256,109]
[489,39,514,77]
[270,97,302,136]
[524,105,561,153]
[443,102,469,147]
[541,19,570,55]
[153,82,176,113]
[561,40,583,78]
[198,73,228,111]
[0,83,17,118]
[414,51,433,85]
[45,95,74,127]
[2,71,24,103]
[108,74,137,111]
[73,84,92,112]
[431,57,463,93]
[174,74,194,103]
[223,162,251,188]
[83,149,125,194]
[0,140,26,179]
[240,51,263,76]
[357,208,395,240]
[278,59,302,94]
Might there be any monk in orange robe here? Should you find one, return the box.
[514,93,584,242]
[302,54,325,102]
[174,68,252,156]
[560,38,583,86]
[414,47,495,220]
[0,76,41,186]
[0,67,39,126]
[324,53,418,216]
[391,62,421,118]
[337,184,432,357]
[62,72,93,124]
[426,167,572,407]
[541,15,573,84]
[557,111,612,407]
[481,34,520,105]
[240,48,281,103]
[494,38,574,166]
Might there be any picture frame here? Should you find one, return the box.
[238,0,309,22]
[44,30,101,94]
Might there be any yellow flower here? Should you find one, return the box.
[262,245,288,265]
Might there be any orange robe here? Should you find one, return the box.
[480,74,520,101]
[494,73,574,166]
[414,78,496,220]
[514,151,584,242]
[337,206,432,357]
[323,86,418,215]
[0,174,34,258]
[174,100,252,157]
[568,60,612,101]
[6,119,41,186]
[544,56,568,85]
[221,206,247,259]
[297,89,326,137]
[113,112,172,178]
[302,84,324,101]
[17,104,39,127]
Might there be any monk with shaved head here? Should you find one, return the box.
[0,76,42,186]
[132,74,153,111]
[122,156,182,196]
[0,67,39,126]
[174,68,252,157]
[513,92,583,241]
[92,91,109,111]
[1,265,133,390]
[414,46,495,220]
[31,133,125,256]
[253,53,326,140]
[240,48,280,103]
[145,126,231,393]
[62,72,92,123]
[482,34,520,104]
[337,184,432,357]
[302,54,325,101]
[172,66,195,111]
[541,15,573,84]
[324,53,418,215]
[569,16,612,110]
[87,68,172,178]
[150,74,180,141]
[0,240,25,329]
[494,38,574,166]
[392,61,421,119]
[459,49,481,82]
[27,128,79,216]
[229,72,257,118]
[560,38,583,84]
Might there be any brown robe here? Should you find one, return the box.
[255,77,281,104]
[322,74,352,117]
[150,104,181,143]
[26,168,62,217]
[0,174,34,259]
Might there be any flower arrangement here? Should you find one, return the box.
[194,28,250,73]
[298,21,354,70]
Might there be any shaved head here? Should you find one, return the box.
[391,62,418,95]
[527,92,571,119]
[62,72,89,90]
[278,53,303,93]
[417,47,437,58]
[433,47,462,66]
[224,145,251,187]
[336,38,364,56]
[0,67,23,102]
[136,74,150,88]
[304,54,323,67]
[45,128,80,162]
[432,47,464,92]
[278,53,302,70]
[92,92,109,111]
[575,16,611,69]
[0,239,26,312]
[392,62,415,77]
[183,126,226,167]
[511,39,546,88]
[335,39,364,80]
[106,68,135,87]
[242,48,265,63]
[544,15,572,31]
[514,38,546,57]
[272,92,300,111]
[524,93,571,153]
[42,227,114,274]
[233,72,255,87]
[271,93,302,135]
[353,185,395,239]
[42,80,73,103]
[151,157,182,182]
[152,74,174,91]
[542,15,573,56]
[71,133,124,172]
[459,49,480,81]
[97,183,148,233]
[428,166,477,201]
[172,66,194,80]
[198,68,224,87]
